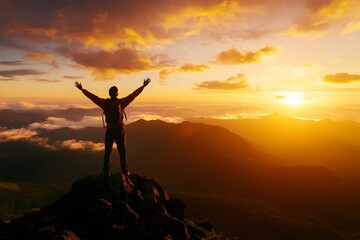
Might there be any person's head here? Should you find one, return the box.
[109,86,118,98]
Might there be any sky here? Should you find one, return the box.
[1,0,360,121]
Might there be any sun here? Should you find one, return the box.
[286,92,302,105]
[281,92,305,105]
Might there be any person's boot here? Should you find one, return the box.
[122,169,130,176]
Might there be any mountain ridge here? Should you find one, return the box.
[187,113,360,176]
[1,118,360,239]
[2,173,226,240]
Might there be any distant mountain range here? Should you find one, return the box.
[0,108,101,128]
[188,113,360,176]
[1,109,360,239]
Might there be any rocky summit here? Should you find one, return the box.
[2,173,226,240]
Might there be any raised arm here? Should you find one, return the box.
[75,81,105,109]
[121,78,151,109]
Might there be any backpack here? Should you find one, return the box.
[102,99,127,127]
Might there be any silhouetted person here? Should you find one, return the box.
[75,78,151,176]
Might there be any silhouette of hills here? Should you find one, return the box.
[0,108,101,128]
[188,113,360,176]
[0,109,47,128]
[52,108,102,121]
[1,118,360,239]
[1,173,226,240]
[1,119,358,200]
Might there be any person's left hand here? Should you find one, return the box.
[143,77,151,87]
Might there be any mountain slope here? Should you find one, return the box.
[1,120,360,239]
[3,173,226,240]
[187,114,360,175]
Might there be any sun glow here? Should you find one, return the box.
[282,92,305,105]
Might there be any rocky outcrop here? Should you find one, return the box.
[4,173,226,240]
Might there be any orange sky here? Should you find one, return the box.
[1,0,360,121]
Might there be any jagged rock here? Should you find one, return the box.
[5,173,226,240]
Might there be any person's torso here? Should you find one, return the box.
[103,98,123,127]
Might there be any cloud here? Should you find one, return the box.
[0,127,102,151]
[25,53,55,61]
[0,78,18,81]
[0,61,25,66]
[63,75,82,80]
[291,64,319,77]
[61,139,104,151]
[159,63,209,79]
[29,116,102,130]
[0,128,38,142]
[0,128,55,150]
[0,69,45,77]
[195,73,248,91]
[1,0,359,53]
[215,46,277,65]
[179,63,209,72]
[2,0,359,82]
[284,0,360,36]
[58,47,174,78]
[25,52,59,69]
[323,73,360,83]
[0,100,97,110]
[0,0,242,50]
[267,63,320,77]
[28,137,57,151]
[12,101,62,110]
[32,78,62,83]
[342,20,360,34]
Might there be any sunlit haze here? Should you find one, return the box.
[1,0,360,121]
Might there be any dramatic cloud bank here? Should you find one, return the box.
[2,0,357,80]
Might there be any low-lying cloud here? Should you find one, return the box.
[29,116,102,130]
[61,139,104,151]
[0,127,103,151]
[0,128,38,142]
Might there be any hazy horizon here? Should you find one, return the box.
[2,97,360,124]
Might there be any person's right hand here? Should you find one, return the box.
[143,78,151,87]
[75,81,83,90]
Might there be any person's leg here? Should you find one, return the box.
[104,129,115,176]
[115,129,128,175]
